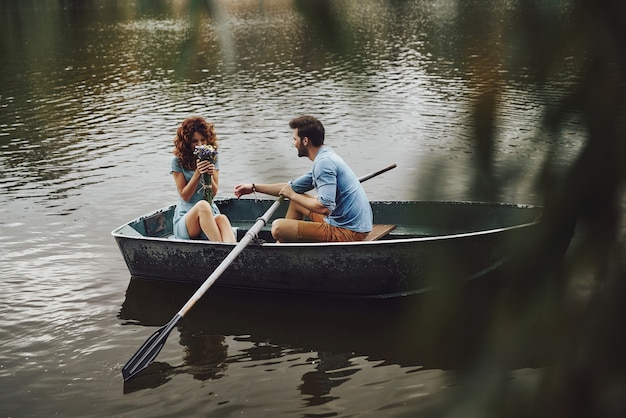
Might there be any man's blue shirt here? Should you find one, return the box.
[290,147,373,233]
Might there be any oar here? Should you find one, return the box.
[121,163,397,382]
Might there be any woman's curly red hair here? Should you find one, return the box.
[173,116,218,170]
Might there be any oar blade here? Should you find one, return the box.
[122,314,182,382]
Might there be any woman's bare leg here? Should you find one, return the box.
[215,214,236,243]
[185,201,222,241]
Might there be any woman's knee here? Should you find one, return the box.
[194,200,214,216]
[215,214,231,226]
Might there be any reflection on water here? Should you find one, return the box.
[118,278,445,402]
[0,0,589,416]
[118,277,537,404]
[0,0,583,212]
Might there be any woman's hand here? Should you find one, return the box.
[196,160,214,175]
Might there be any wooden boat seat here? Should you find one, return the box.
[364,224,396,241]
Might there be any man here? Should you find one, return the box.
[233,115,373,242]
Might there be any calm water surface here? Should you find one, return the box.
[0,1,583,416]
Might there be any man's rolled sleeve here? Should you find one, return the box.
[316,183,336,212]
[290,172,314,194]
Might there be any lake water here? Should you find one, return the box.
[0,1,584,416]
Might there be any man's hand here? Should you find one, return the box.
[279,183,296,199]
[233,183,253,198]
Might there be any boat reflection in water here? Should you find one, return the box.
[118,273,534,396]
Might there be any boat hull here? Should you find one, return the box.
[112,199,542,298]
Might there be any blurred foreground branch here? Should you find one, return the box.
[447,0,626,416]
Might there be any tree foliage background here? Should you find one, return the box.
[403,0,625,416]
[299,0,624,416]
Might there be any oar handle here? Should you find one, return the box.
[358,163,397,183]
[122,164,396,382]
[177,163,396,317]
[179,196,285,317]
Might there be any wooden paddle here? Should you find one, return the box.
[121,163,397,382]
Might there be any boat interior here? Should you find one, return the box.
[116,199,543,244]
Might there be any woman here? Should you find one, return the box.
[171,116,236,242]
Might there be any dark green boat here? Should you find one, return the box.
[112,198,543,298]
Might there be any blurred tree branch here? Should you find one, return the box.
[448,0,626,416]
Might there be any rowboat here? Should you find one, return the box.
[112,198,543,298]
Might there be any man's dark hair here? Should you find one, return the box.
[289,115,325,147]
